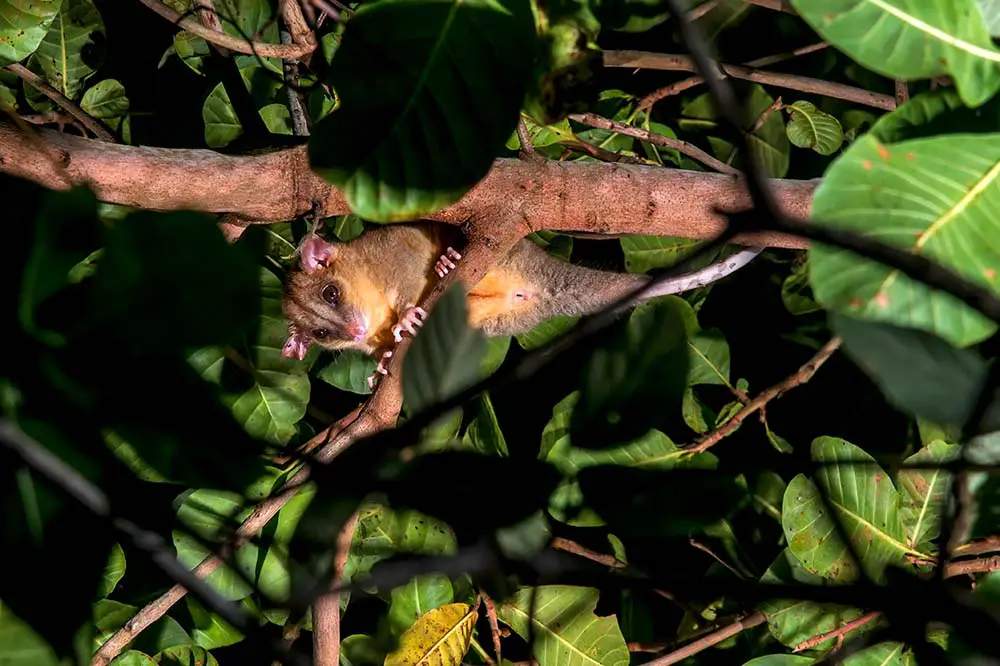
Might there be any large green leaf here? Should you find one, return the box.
[81,78,128,119]
[790,0,1000,108]
[403,283,487,415]
[189,270,310,446]
[809,133,1000,348]
[498,586,629,666]
[34,0,104,100]
[832,314,987,427]
[782,437,917,583]
[786,101,844,156]
[896,440,959,552]
[308,0,536,221]
[0,601,66,666]
[843,642,915,666]
[759,549,866,650]
[0,0,62,67]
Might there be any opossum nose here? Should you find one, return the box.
[347,323,367,341]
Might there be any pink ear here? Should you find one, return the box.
[281,330,312,360]
[299,234,336,273]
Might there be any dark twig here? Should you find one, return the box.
[748,97,784,134]
[690,337,842,452]
[793,612,882,653]
[569,112,740,175]
[645,611,766,665]
[895,80,909,107]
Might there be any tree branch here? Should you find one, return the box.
[4,64,116,142]
[136,0,316,59]
[0,119,813,249]
[606,51,896,111]
[645,611,766,666]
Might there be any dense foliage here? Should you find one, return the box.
[3,1,1000,666]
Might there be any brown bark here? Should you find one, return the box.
[0,120,813,249]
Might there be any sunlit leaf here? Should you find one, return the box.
[384,603,477,666]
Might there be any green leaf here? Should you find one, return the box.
[388,573,455,636]
[480,335,511,378]
[34,0,104,100]
[0,600,66,666]
[741,656,813,666]
[809,133,1000,347]
[108,652,158,666]
[92,209,262,353]
[843,642,914,666]
[832,314,987,427]
[94,600,191,655]
[620,236,705,273]
[172,32,210,75]
[330,214,366,241]
[0,0,62,68]
[786,100,843,155]
[759,549,865,649]
[498,586,629,666]
[96,543,125,599]
[184,597,244,650]
[403,283,487,415]
[505,115,575,150]
[81,79,129,119]
[156,645,219,666]
[978,0,1000,36]
[790,0,1000,107]
[896,440,958,552]
[783,437,916,584]
[259,102,293,135]
[316,349,377,395]
[515,315,579,350]
[203,82,243,148]
[570,296,689,449]
[782,259,821,315]
[307,0,537,221]
[463,391,508,456]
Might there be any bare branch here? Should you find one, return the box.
[5,64,116,142]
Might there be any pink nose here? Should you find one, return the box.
[347,324,366,341]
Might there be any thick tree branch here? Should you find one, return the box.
[0,120,812,249]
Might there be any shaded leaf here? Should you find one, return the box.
[156,645,219,666]
[498,586,628,666]
[403,283,487,415]
[108,652,158,666]
[621,236,704,273]
[832,314,987,427]
[570,296,689,449]
[463,391,508,456]
[96,543,126,599]
[308,0,536,221]
[203,82,243,148]
[316,349,377,395]
[388,573,455,636]
[896,440,959,552]
[515,315,579,350]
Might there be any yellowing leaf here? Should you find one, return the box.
[384,602,477,666]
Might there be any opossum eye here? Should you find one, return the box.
[321,284,340,306]
[313,328,329,339]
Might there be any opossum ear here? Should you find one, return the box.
[299,233,337,273]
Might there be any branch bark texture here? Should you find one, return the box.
[0,120,813,249]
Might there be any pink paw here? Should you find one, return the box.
[434,247,462,277]
[391,305,428,343]
[367,350,393,389]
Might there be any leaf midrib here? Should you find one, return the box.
[505,604,605,666]
[827,496,930,560]
[864,0,1000,63]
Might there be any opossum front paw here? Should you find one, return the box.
[391,305,428,343]
[434,247,463,277]
[368,350,393,389]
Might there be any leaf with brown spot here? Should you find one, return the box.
[384,603,477,666]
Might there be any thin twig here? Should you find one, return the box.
[793,612,882,652]
[516,116,535,157]
[639,41,828,110]
[686,0,718,20]
[569,112,740,175]
[748,97,783,134]
[551,537,627,568]
[894,80,909,107]
[690,337,842,452]
[645,611,766,666]
[5,64,116,142]
[482,591,504,661]
[135,0,315,59]
[609,52,896,111]
[689,538,745,579]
